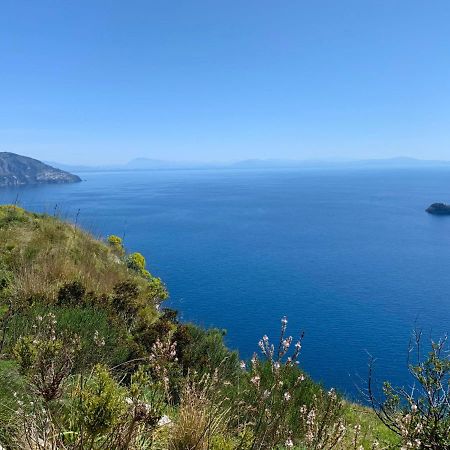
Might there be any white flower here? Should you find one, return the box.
[284,392,291,401]
[285,438,294,448]
[281,317,288,325]
[157,415,172,427]
[250,375,260,386]
[240,361,246,370]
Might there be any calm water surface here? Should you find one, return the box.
[2,168,450,398]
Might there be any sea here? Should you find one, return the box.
[1,167,450,399]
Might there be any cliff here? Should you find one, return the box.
[0,152,81,187]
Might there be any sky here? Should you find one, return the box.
[1,1,450,165]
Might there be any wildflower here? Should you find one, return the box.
[282,337,292,350]
[411,404,417,412]
[240,360,246,370]
[258,340,265,352]
[285,438,294,448]
[284,392,291,401]
[281,316,288,326]
[250,375,260,386]
[158,415,172,427]
[262,389,270,399]
[273,362,280,370]
[93,330,105,347]
[307,409,316,425]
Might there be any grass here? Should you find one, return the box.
[343,402,399,448]
[0,205,154,305]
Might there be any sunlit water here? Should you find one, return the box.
[2,167,450,398]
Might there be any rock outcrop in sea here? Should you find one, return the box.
[426,203,450,215]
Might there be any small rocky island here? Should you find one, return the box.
[426,202,450,215]
[0,152,81,187]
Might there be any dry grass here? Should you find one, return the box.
[0,205,150,305]
[169,375,230,450]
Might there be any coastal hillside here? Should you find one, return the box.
[0,152,81,187]
[0,205,442,449]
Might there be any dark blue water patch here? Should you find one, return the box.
[1,167,450,399]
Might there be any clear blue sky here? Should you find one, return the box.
[1,1,450,165]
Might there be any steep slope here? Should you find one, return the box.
[0,152,81,186]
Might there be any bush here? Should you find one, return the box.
[175,324,239,380]
[13,313,80,401]
[5,304,131,373]
[74,364,127,437]
[127,252,148,275]
[57,280,86,305]
[107,234,125,255]
[368,330,450,449]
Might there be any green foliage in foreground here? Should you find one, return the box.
[0,204,443,449]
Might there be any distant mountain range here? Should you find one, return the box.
[47,156,450,173]
[0,152,81,187]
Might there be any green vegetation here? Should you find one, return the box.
[0,204,445,449]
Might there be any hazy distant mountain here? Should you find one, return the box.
[231,157,450,169]
[46,156,450,173]
[125,158,195,170]
[0,152,81,187]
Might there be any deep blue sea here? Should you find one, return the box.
[1,167,450,398]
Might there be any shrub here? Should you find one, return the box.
[127,252,148,274]
[57,280,86,305]
[368,330,450,449]
[111,280,141,318]
[5,304,131,372]
[13,313,80,401]
[74,364,127,437]
[175,324,240,381]
[107,234,125,255]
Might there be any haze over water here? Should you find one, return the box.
[2,167,450,398]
